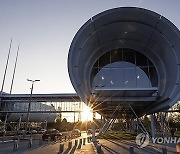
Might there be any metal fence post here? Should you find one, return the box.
[13,140,19,151]
[28,138,32,148]
[162,146,167,154]
[129,146,134,154]
[83,138,86,145]
[59,143,64,153]
[75,140,78,146]
[48,137,51,144]
[39,139,42,146]
[68,141,72,149]
[97,143,102,153]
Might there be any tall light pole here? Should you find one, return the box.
[25,79,40,133]
[73,103,78,123]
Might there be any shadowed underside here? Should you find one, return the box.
[68,7,180,118]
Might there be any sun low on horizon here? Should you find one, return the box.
[81,106,93,122]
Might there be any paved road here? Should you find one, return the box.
[25,132,94,154]
[99,139,177,154]
[0,132,92,154]
[0,138,49,154]
[1,132,176,154]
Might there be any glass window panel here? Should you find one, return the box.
[148,58,153,66]
[137,67,151,87]
[94,60,99,67]
[91,67,98,83]
[99,68,111,87]
[91,68,99,89]
[110,68,123,88]
[149,67,158,87]
[123,48,135,64]
[136,52,148,66]
[111,50,123,64]
[99,52,110,68]
[92,68,111,88]
[140,66,149,77]
[91,49,158,89]
[122,62,136,69]
[123,67,136,87]
[110,61,123,68]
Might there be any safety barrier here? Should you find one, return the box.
[13,139,19,151]
[59,143,64,153]
[48,137,51,144]
[68,141,72,149]
[97,143,102,153]
[39,139,42,145]
[83,138,86,145]
[129,146,134,154]
[162,146,167,154]
[28,138,32,148]
[75,139,78,146]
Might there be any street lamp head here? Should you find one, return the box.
[27,79,40,82]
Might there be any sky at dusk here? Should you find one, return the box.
[0,0,180,94]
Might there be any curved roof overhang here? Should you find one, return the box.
[68,7,180,114]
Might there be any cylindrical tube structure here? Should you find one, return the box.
[0,102,57,122]
[68,7,180,117]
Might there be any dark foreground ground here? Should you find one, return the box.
[0,131,178,154]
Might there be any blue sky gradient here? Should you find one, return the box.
[0,0,180,94]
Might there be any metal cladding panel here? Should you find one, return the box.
[92,7,160,30]
[7,112,57,122]
[68,19,95,99]
[94,87,158,97]
[96,22,151,45]
[68,7,180,116]
[6,102,57,122]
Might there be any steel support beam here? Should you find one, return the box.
[150,114,156,138]
[92,110,96,142]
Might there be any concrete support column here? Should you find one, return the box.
[160,112,165,137]
[151,114,156,138]
[103,117,106,126]
[130,119,134,133]
[44,120,47,130]
[126,121,128,131]
[101,115,103,128]
[92,110,96,142]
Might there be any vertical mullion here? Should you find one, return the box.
[110,50,112,86]
[122,48,124,87]
[98,58,100,87]
[134,50,137,87]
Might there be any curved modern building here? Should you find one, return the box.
[68,7,180,117]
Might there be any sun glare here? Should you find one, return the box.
[81,106,93,122]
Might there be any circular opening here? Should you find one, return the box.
[91,48,158,90]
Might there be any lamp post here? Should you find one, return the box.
[73,103,78,123]
[25,79,40,134]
